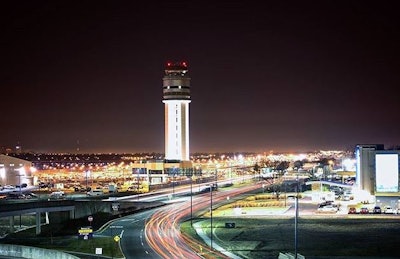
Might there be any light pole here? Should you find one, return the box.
[229,162,233,184]
[284,182,287,207]
[210,182,213,250]
[196,165,201,192]
[137,168,140,200]
[172,174,175,197]
[190,168,193,226]
[210,167,218,250]
[217,167,219,186]
[294,173,299,259]
[85,170,88,191]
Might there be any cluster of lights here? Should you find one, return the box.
[166,61,187,67]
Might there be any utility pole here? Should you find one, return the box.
[190,168,193,226]
[294,173,299,259]
[210,182,213,250]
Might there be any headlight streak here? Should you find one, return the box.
[144,183,261,258]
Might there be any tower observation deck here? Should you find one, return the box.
[162,61,191,161]
[163,61,191,101]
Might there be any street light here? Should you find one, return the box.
[195,165,201,192]
[294,172,299,259]
[137,168,140,200]
[210,167,218,250]
[172,173,175,197]
[85,170,90,191]
[210,181,213,250]
[190,168,193,226]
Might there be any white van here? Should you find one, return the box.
[49,191,65,199]
[87,189,103,196]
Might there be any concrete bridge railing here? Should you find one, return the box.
[0,244,79,259]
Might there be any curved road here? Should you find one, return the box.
[101,181,264,259]
[98,209,161,259]
[145,183,263,258]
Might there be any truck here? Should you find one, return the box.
[108,184,117,193]
[87,189,103,196]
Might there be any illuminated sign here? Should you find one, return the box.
[79,228,93,234]
[375,154,399,192]
[78,226,93,239]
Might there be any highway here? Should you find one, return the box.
[144,182,263,258]
[98,209,161,259]
[97,179,264,259]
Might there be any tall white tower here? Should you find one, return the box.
[163,61,191,161]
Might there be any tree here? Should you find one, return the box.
[293,160,303,170]
[276,161,290,172]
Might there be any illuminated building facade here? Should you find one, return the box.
[355,144,384,194]
[355,144,400,208]
[162,61,191,161]
[0,154,33,186]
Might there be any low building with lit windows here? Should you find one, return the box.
[0,154,34,186]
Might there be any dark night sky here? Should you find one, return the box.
[1,1,399,154]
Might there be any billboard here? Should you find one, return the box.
[375,154,399,192]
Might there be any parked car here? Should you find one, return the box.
[15,183,28,189]
[360,207,369,214]
[319,201,334,207]
[75,186,90,192]
[343,195,351,201]
[348,207,357,214]
[384,206,394,214]
[318,205,338,213]
[373,206,382,214]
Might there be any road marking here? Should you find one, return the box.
[119,219,138,223]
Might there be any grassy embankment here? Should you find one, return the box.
[181,193,400,259]
[0,212,124,258]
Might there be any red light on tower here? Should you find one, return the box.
[181,61,187,67]
[167,62,172,67]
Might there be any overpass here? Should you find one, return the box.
[0,200,75,235]
[305,180,354,189]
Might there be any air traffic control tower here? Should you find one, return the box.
[162,61,191,161]
[130,61,195,186]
